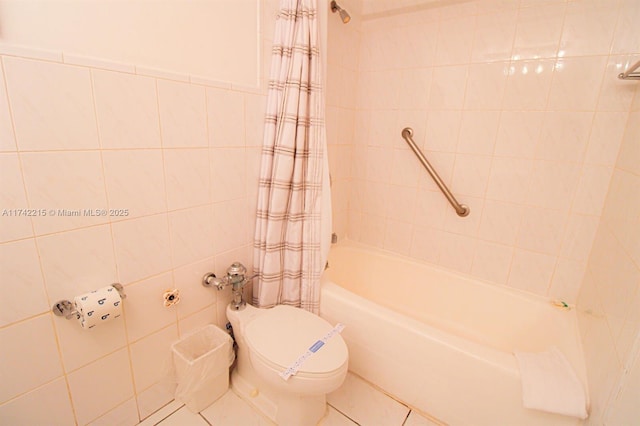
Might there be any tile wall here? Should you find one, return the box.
[326,1,361,240]
[577,69,639,424]
[0,0,279,422]
[340,0,639,303]
[325,0,640,422]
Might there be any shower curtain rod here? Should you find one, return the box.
[618,59,640,80]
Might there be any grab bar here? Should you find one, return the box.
[401,127,470,217]
[618,59,640,80]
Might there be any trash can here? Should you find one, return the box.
[172,324,235,413]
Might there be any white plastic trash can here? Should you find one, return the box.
[172,324,235,413]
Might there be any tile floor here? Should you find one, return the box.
[137,373,442,426]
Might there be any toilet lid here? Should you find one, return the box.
[244,305,348,375]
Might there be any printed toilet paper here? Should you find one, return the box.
[74,285,122,330]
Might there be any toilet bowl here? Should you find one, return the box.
[227,304,348,426]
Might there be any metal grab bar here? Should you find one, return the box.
[618,59,640,80]
[401,127,470,217]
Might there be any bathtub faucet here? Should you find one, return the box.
[202,262,257,311]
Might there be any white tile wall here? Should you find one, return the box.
[102,150,168,219]
[124,274,178,343]
[327,6,638,420]
[3,57,99,151]
[0,378,75,426]
[168,205,215,267]
[577,84,640,423]
[21,151,110,235]
[112,214,173,284]
[332,0,639,306]
[0,154,32,242]
[157,80,208,148]
[67,348,135,425]
[0,3,272,418]
[92,70,161,149]
[0,315,62,402]
[0,64,16,152]
[0,239,48,327]
[38,225,118,303]
[163,149,211,210]
[130,325,179,393]
[89,398,139,426]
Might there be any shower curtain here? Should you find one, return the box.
[253,0,328,313]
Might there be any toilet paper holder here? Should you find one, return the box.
[52,283,126,319]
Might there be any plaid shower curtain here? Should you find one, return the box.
[252,0,327,313]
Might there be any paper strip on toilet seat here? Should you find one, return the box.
[280,323,345,380]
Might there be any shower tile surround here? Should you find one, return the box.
[326,1,639,424]
[326,0,639,306]
[0,0,279,421]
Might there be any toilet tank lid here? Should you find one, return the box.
[244,305,348,374]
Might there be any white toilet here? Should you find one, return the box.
[227,303,349,426]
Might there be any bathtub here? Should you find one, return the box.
[320,242,587,426]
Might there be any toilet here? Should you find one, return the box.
[227,303,349,426]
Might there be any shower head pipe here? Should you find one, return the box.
[330,0,351,23]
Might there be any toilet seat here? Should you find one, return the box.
[244,305,348,379]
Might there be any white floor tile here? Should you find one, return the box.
[404,410,442,426]
[320,406,358,426]
[136,400,183,426]
[328,373,409,426]
[200,390,274,426]
[156,406,208,426]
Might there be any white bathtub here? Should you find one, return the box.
[320,242,587,426]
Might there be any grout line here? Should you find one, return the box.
[198,412,213,426]
[326,402,361,425]
[146,401,185,426]
[401,410,411,426]
[3,59,82,419]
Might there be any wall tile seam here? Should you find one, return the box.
[360,4,534,27]
[125,322,180,358]
[0,200,251,243]
[353,227,563,294]
[592,282,635,370]
[611,165,640,179]
[58,341,134,379]
[176,301,217,324]
[354,53,621,73]
[359,2,631,46]
[0,58,38,241]
[351,106,629,114]
[612,109,638,172]
[81,359,136,426]
[87,397,139,426]
[0,57,18,148]
[151,78,182,287]
[121,326,174,418]
[0,375,69,408]
[88,68,123,296]
[44,213,161,239]
[353,181,603,216]
[26,229,68,406]
[0,310,53,333]
[4,146,239,153]
[602,219,640,272]
[360,217,580,258]
[0,50,263,94]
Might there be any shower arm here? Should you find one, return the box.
[401,127,470,217]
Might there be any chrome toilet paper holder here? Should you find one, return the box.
[52,283,126,319]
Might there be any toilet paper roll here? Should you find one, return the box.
[73,285,122,330]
